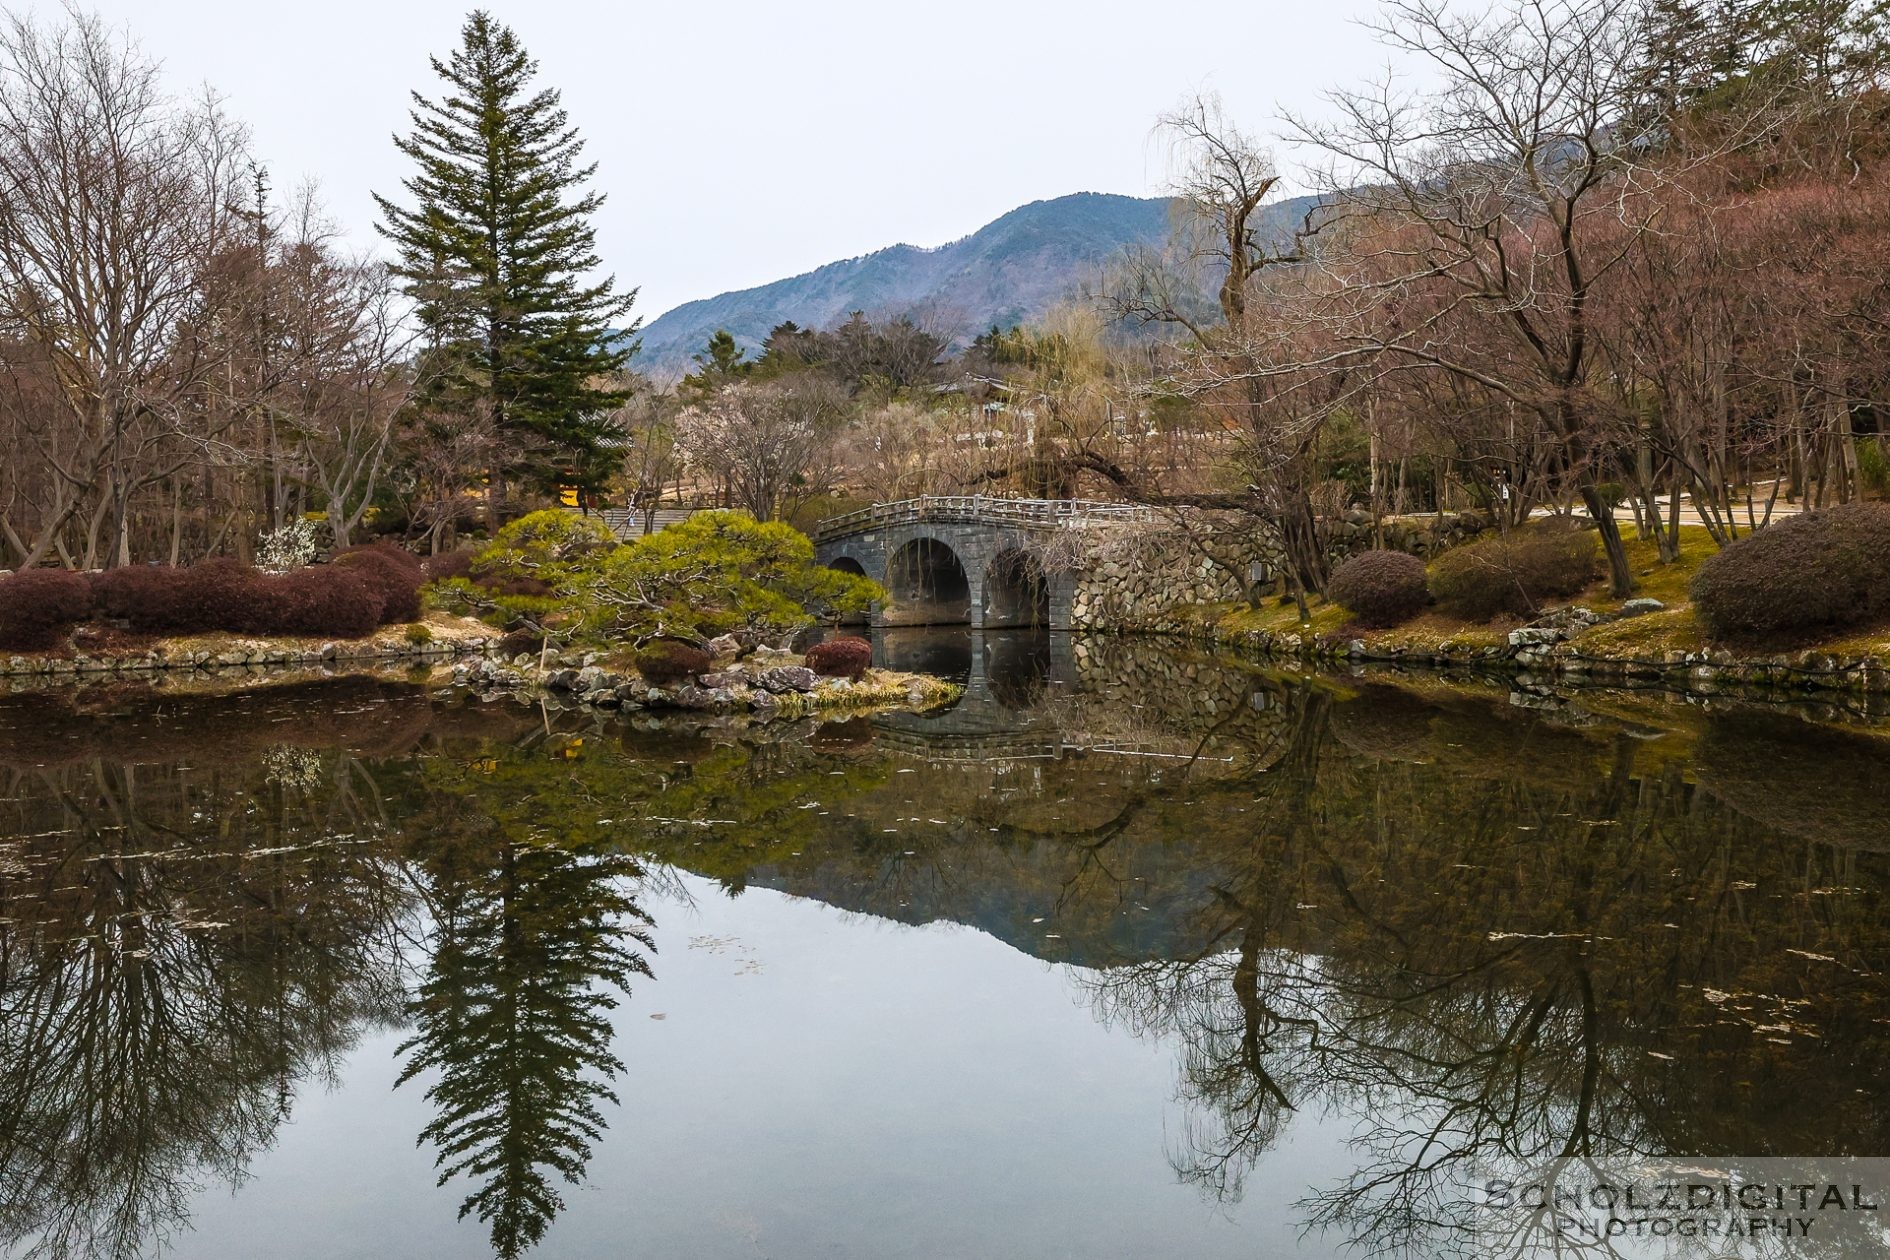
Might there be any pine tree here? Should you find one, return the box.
[679,328,750,396]
[1639,0,1716,111]
[376,11,639,522]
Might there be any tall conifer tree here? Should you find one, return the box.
[376,11,638,521]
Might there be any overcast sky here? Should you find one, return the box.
[70,0,1390,321]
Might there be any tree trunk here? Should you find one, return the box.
[1580,485,1634,597]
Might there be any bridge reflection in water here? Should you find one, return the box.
[862,628,1075,762]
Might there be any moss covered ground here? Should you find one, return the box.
[1202,525,1890,663]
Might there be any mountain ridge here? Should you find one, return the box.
[632,192,1182,375]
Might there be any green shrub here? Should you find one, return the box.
[1428,523,1601,621]
[435,509,884,651]
[1859,438,1890,499]
[404,622,435,645]
[1327,550,1429,628]
[1690,502,1890,641]
[635,641,713,685]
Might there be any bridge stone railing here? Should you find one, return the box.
[814,496,1151,543]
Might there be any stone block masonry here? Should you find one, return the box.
[814,497,1485,633]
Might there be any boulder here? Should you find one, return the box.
[1618,597,1666,618]
[757,665,819,694]
[750,646,801,670]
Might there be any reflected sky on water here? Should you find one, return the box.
[3,633,1889,1259]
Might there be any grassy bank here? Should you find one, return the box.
[1184,525,1890,694]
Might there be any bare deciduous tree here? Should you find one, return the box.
[0,8,251,567]
[675,379,846,522]
[1284,0,1750,595]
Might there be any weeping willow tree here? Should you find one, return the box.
[399,837,653,1258]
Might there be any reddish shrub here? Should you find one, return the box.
[806,635,872,679]
[0,569,94,650]
[1690,502,1890,641]
[1327,550,1429,628]
[635,641,713,684]
[1428,523,1601,621]
[423,548,477,584]
[333,543,425,624]
[252,567,382,638]
[90,560,267,634]
[481,573,553,598]
[496,628,544,657]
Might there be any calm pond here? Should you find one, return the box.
[2,631,1889,1260]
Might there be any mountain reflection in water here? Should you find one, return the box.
[1,633,1888,1260]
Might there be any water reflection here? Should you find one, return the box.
[400,833,651,1258]
[0,682,422,1260]
[1,650,1888,1258]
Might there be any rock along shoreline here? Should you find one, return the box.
[454,642,961,717]
[1165,608,1890,711]
[0,619,962,718]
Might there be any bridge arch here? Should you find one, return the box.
[825,555,871,622]
[884,535,972,626]
[983,547,1049,628]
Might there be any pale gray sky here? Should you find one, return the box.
[73,0,1389,320]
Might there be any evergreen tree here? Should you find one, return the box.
[1638,0,1716,110]
[752,320,822,378]
[679,328,751,396]
[376,11,638,520]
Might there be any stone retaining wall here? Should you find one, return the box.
[2,636,490,680]
[1068,511,1488,633]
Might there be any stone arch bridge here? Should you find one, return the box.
[814,497,1153,629]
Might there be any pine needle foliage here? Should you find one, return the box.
[376,11,639,500]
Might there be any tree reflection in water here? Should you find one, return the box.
[0,682,424,1260]
[0,683,660,1260]
[398,833,651,1259]
[1069,680,1890,1259]
[2,657,1890,1260]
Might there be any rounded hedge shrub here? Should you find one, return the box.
[422,548,476,584]
[91,559,265,634]
[1329,685,1438,762]
[1428,523,1601,621]
[806,635,872,679]
[89,560,384,639]
[252,566,382,638]
[1690,502,1890,641]
[0,569,94,650]
[333,543,425,624]
[1326,550,1429,628]
[635,641,713,685]
[496,628,544,657]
